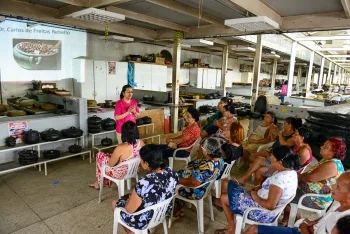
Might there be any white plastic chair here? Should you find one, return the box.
[169,138,201,169]
[99,158,141,202]
[169,179,215,234]
[257,142,274,152]
[113,195,174,234]
[297,161,311,174]
[287,193,331,227]
[235,194,295,234]
[213,161,236,198]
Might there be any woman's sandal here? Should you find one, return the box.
[214,228,228,234]
[212,196,224,212]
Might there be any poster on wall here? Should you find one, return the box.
[0,20,87,81]
[8,121,28,143]
[108,61,116,75]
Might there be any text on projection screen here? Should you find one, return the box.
[0,20,87,81]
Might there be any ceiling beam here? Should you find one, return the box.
[206,38,229,46]
[325,55,350,58]
[55,0,88,7]
[0,0,157,40]
[144,0,225,26]
[223,0,282,24]
[282,12,350,31]
[341,0,350,18]
[89,0,132,7]
[106,6,189,32]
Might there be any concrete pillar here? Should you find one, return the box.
[170,39,181,133]
[287,41,297,96]
[319,58,325,88]
[221,45,229,96]
[271,58,278,91]
[327,62,332,84]
[306,51,314,92]
[251,35,262,105]
[296,66,302,92]
[332,65,337,84]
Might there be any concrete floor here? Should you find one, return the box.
[3,118,313,234]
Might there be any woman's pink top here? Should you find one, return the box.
[281,84,288,95]
[114,98,139,133]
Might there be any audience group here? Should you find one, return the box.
[89,94,349,234]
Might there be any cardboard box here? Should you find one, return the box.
[155,57,165,64]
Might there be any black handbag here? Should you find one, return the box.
[102,118,116,131]
[18,150,39,165]
[61,127,83,138]
[43,150,61,159]
[5,136,16,147]
[24,129,40,144]
[88,115,102,125]
[40,128,62,141]
[101,137,113,146]
[68,144,82,153]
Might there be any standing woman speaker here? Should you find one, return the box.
[114,85,139,143]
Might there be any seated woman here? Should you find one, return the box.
[201,103,237,142]
[248,117,302,162]
[202,97,232,132]
[280,137,346,226]
[112,144,178,232]
[161,107,200,160]
[214,146,300,234]
[240,111,278,167]
[238,126,313,185]
[177,138,224,200]
[201,97,232,137]
[220,121,245,164]
[89,121,144,189]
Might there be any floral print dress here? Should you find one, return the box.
[115,167,179,230]
[177,158,224,200]
[95,139,142,186]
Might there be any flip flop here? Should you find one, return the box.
[214,228,227,234]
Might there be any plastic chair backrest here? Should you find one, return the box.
[195,179,216,199]
[189,137,202,159]
[142,196,174,229]
[116,157,141,180]
[298,162,311,174]
[221,161,235,180]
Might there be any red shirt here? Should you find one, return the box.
[178,122,200,151]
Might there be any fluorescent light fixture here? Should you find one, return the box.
[99,35,134,42]
[230,46,256,52]
[224,16,279,32]
[262,54,280,59]
[296,35,350,41]
[295,63,308,66]
[65,8,125,24]
[325,55,350,58]
[332,59,350,62]
[237,57,253,61]
[315,47,350,51]
[180,39,213,46]
[280,59,290,63]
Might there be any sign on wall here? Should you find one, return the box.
[8,121,28,143]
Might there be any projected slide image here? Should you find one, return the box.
[13,39,62,70]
